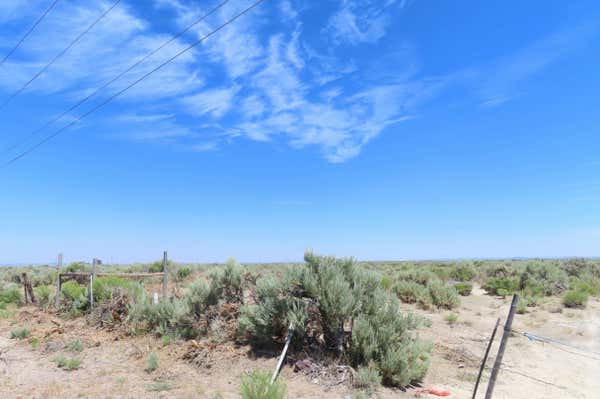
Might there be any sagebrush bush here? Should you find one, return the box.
[445,312,458,325]
[426,280,459,309]
[454,282,472,296]
[353,365,382,394]
[392,281,431,307]
[562,290,588,308]
[127,292,191,337]
[483,277,519,296]
[53,356,81,370]
[92,276,131,302]
[0,287,22,304]
[518,262,568,296]
[210,258,244,303]
[61,281,85,302]
[66,340,84,352]
[146,352,159,372]
[177,267,192,280]
[149,260,164,273]
[451,266,476,282]
[10,328,30,339]
[239,253,431,387]
[240,370,286,399]
[33,285,52,305]
[64,262,87,273]
[569,275,600,296]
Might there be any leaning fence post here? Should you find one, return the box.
[162,251,168,300]
[55,253,63,307]
[484,294,519,399]
[472,318,500,399]
[271,323,294,384]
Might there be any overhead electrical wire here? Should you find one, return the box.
[1,0,266,168]
[0,0,61,68]
[0,0,122,111]
[2,0,230,155]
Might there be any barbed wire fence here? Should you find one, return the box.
[471,293,599,399]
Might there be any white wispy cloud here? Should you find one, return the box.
[477,22,598,107]
[182,85,240,118]
[0,0,202,101]
[326,0,400,45]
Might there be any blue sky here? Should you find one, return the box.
[1,0,600,264]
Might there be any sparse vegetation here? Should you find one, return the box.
[240,370,286,399]
[53,356,82,371]
[33,285,52,306]
[10,328,30,339]
[177,267,192,280]
[0,287,22,305]
[445,312,459,325]
[66,340,84,352]
[454,282,472,296]
[146,352,159,372]
[61,281,86,302]
[562,289,588,308]
[353,365,382,395]
[147,381,172,392]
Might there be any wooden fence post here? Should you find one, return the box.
[162,251,168,300]
[472,318,500,399]
[484,294,519,399]
[55,253,63,307]
[90,258,97,308]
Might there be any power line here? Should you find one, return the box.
[1,0,266,168]
[0,0,122,111]
[0,0,61,68]
[2,0,230,155]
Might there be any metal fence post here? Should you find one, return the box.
[472,317,500,399]
[484,294,519,399]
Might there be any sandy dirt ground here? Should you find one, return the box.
[1,285,599,399]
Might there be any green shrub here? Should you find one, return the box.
[396,269,438,285]
[426,280,460,309]
[127,292,191,337]
[570,276,600,296]
[454,282,472,296]
[516,300,527,314]
[145,352,159,372]
[147,381,172,392]
[0,287,22,304]
[149,261,164,273]
[562,290,588,308]
[92,276,130,302]
[66,340,84,352]
[445,312,458,325]
[353,365,382,394]
[64,262,87,273]
[240,369,286,399]
[393,281,430,305]
[61,281,85,302]
[240,253,431,388]
[177,267,192,280]
[518,262,568,296]
[34,285,52,305]
[53,356,82,371]
[380,275,393,290]
[451,266,476,282]
[210,258,244,303]
[10,328,30,339]
[483,277,519,296]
